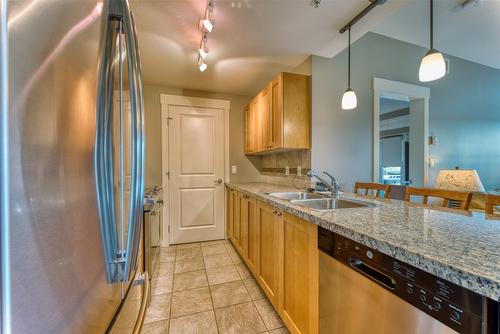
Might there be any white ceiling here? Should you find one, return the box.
[131,0,406,96]
[372,0,500,70]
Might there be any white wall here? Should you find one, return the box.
[143,84,261,186]
[312,32,500,191]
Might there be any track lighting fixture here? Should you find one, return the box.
[419,0,446,82]
[196,0,215,72]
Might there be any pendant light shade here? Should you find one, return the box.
[419,49,446,82]
[341,88,357,110]
[342,27,357,110]
[419,0,446,82]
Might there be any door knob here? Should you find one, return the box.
[214,179,223,185]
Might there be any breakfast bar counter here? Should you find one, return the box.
[226,182,500,301]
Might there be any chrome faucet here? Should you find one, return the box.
[307,170,340,199]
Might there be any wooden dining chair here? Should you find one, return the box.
[354,182,392,199]
[485,194,500,215]
[404,187,473,210]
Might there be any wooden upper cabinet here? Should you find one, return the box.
[244,104,252,153]
[270,77,283,150]
[244,72,310,155]
[261,83,273,150]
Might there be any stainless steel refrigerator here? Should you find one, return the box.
[1,0,147,333]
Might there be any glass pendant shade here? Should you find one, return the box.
[419,48,446,82]
[341,88,357,110]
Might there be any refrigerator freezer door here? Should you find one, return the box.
[8,1,122,333]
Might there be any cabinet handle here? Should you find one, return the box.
[276,211,282,217]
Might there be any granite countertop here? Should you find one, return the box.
[226,182,500,301]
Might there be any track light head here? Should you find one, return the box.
[198,56,207,72]
[200,18,214,32]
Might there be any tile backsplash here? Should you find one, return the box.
[259,150,312,189]
[261,150,311,174]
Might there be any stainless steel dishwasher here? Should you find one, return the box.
[318,227,499,334]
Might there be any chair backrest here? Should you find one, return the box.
[485,194,500,215]
[354,182,392,199]
[405,187,473,211]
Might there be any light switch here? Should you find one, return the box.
[297,165,302,176]
[285,166,290,175]
[231,165,237,174]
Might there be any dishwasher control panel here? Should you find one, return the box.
[318,227,498,334]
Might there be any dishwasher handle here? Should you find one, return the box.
[349,256,396,290]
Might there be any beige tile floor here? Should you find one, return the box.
[141,239,290,334]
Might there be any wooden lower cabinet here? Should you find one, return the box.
[280,213,319,334]
[227,189,239,243]
[256,201,281,309]
[238,193,252,258]
[226,190,318,334]
[227,189,234,241]
[244,197,260,275]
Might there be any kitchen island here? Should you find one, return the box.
[226,182,500,302]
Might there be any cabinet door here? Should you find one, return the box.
[246,197,258,274]
[227,189,234,241]
[280,214,318,334]
[233,191,241,246]
[271,76,283,149]
[253,93,263,152]
[261,84,273,150]
[244,104,252,154]
[237,193,249,257]
[257,201,281,309]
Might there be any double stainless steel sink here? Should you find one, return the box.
[266,192,328,201]
[266,192,374,211]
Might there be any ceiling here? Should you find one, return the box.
[130,0,406,96]
[372,0,500,70]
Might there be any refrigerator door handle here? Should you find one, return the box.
[121,1,145,282]
[94,0,144,283]
[94,11,123,283]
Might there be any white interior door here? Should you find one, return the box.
[168,105,225,244]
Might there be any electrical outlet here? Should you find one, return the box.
[297,165,302,176]
[231,165,237,174]
[285,166,290,175]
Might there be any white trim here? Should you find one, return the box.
[160,94,230,246]
[372,78,430,186]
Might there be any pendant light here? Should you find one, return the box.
[341,26,357,110]
[419,0,446,82]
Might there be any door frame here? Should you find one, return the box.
[372,78,430,186]
[160,94,230,247]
